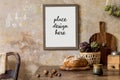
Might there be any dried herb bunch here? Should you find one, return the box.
[105,5,120,17]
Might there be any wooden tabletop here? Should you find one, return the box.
[30,66,120,80]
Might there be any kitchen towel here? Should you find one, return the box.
[0,53,7,75]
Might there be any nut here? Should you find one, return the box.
[36,74,40,78]
[43,69,49,75]
[57,73,61,77]
[54,73,58,76]
[50,73,53,78]
[51,68,57,74]
[54,73,61,77]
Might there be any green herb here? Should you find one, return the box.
[104,5,120,17]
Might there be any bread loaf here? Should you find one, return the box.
[63,56,88,67]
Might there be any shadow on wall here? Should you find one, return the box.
[8,60,39,80]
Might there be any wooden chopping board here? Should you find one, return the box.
[89,21,117,65]
[59,65,90,71]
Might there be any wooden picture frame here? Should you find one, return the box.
[43,4,79,50]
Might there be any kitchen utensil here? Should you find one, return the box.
[89,21,117,65]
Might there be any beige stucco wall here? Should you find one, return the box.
[0,0,120,79]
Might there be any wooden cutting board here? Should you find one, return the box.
[59,65,90,71]
[89,21,117,65]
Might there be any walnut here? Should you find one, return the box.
[51,68,57,74]
[56,73,61,77]
[36,74,40,78]
[43,69,49,76]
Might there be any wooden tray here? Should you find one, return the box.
[59,65,90,71]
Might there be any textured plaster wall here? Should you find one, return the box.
[0,0,120,79]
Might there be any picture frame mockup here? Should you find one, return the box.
[43,4,79,50]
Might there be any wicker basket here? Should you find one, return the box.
[80,52,101,66]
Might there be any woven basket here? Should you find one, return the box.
[80,52,101,66]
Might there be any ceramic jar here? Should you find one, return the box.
[93,64,103,76]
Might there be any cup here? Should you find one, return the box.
[93,64,103,76]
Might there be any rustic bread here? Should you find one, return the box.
[63,56,88,67]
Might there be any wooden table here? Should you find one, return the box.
[31,66,120,80]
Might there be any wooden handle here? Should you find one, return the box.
[99,21,106,33]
